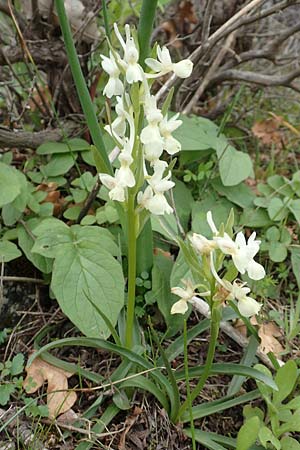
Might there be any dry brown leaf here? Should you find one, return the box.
[252,116,284,148]
[258,322,284,357]
[23,357,77,419]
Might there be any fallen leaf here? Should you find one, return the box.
[23,357,77,419]
[252,116,284,148]
[258,322,284,357]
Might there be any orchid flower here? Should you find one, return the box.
[189,233,217,255]
[171,279,198,314]
[114,23,143,83]
[159,114,182,155]
[101,52,124,98]
[145,45,193,79]
[141,95,164,162]
[206,211,265,281]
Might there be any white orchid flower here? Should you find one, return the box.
[110,96,127,137]
[114,23,143,84]
[99,173,126,202]
[224,280,262,317]
[171,279,198,314]
[215,232,265,281]
[189,233,217,255]
[145,45,193,79]
[101,52,124,98]
[159,114,182,155]
[141,95,164,162]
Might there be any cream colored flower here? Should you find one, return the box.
[171,280,197,314]
[145,46,193,79]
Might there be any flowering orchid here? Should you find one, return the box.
[101,52,124,98]
[171,280,198,315]
[138,161,174,215]
[214,232,265,280]
[159,114,182,155]
[189,233,216,255]
[223,280,262,317]
[113,23,143,84]
[145,45,193,79]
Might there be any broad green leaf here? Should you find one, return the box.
[243,405,264,422]
[51,244,124,338]
[151,213,177,240]
[265,226,280,242]
[36,138,90,155]
[258,427,280,450]
[42,153,77,177]
[240,208,272,228]
[285,397,300,410]
[0,162,21,207]
[80,215,96,225]
[0,241,21,262]
[17,219,53,274]
[269,242,287,262]
[217,144,253,186]
[212,179,255,208]
[2,203,23,226]
[273,360,298,405]
[32,218,72,258]
[288,199,300,224]
[236,416,260,450]
[267,197,288,221]
[267,175,293,196]
[70,225,119,256]
[173,114,219,151]
[278,409,300,433]
[281,436,300,450]
[170,249,193,287]
[63,205,81,220]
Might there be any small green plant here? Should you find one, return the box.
[237,360,300,450]
[0,353,24,406]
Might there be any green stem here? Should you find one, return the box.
[137,0,158,68]
[177,304,221,421]
[183,320,196,450]
[55,0,112,174]
[125,193,137,349]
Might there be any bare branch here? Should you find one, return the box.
[0,121,81,149]
[210,67,300,91]
[201,0,216,43]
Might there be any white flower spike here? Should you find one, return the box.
[114,23,143,84]
[145,45,193,79]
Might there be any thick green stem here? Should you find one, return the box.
[55,1,112,174]
[125,194,137,348]
[177,304,221,421]
[137,0,158,68]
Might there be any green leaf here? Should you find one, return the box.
[291,247,300,288]
[173,114,219,151]
[192,197,235,236]
[243,405,264,422]
[281,436,300,450]
[43,153,77,177]
[217,144,253,186]
[0,384,16,406]
[273,360,297,405]
[184,429,237,450]
[212,179,255,208]
[258,427,280,450]
[173,179,194,229]
[254,364,274,400]
[236,416,261,450]
[36,138,90,155]
[10,353,24,376]
[265,226,280,242]
[285,397,300,410]
[240,208,272,228]
[269,242,287,262]
[63,205,81,220]
[147,252,185,337]
[267,197,288,221]
[267,175,293,196]
[119,375,169,412]
[0,241,21,262]
[17,219,53,274]
[51,243,124,338]
[112,390,131,410]
[2,203,23,226]
[0,162,21,207]
[288,199,300,224]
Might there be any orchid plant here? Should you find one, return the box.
[97,23,192,347]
